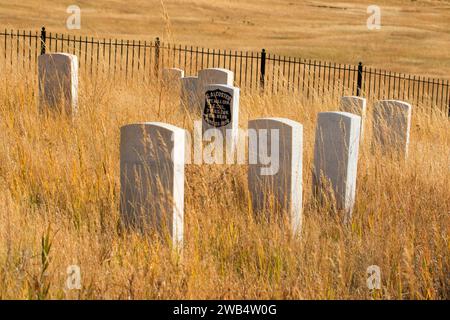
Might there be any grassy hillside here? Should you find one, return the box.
[0,0,449,78]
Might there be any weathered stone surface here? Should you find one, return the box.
[340,96,367,140]
[248,117,303,236]
[120,122,185,247]
[38,53,78,115]
[180,76,200,112]
[313,112,361,219]
[198,68,234,98]
[372,100,412,157]
[162,68,184,84]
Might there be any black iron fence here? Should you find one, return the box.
[1,27,449,116]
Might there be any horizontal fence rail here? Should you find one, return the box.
[0,27,449,116]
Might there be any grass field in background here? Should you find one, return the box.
[0,0,449,78]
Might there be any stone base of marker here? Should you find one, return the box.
[120,122,185,248]
[372,100,412,158]
[38,53,78,115]
[248,118,303,237]
[313,112,361,221]
[202,84,240,161]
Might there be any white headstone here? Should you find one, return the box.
[372,100,412,157]
[120,122,185,248]
[202,84,239,157]
[340,96,367,141]
[248,118,303,237]
[162,68,184,85]
[38,53,78,115]
[180,76,200,112]
[198,68,234,98]
[313,112,361,220]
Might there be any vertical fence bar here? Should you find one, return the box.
[316,60,321,97]
[184,45,187,71]
[431,78,436,110]
[125,40,129,80]
[4,29,7,62]
[108,39,112,75]
[196,46,199,73]
[218,49,221,67]
[131,40,135,80]
[326,61,331,95]
[190,45,193,75]
[137,40,141,77]
[142,41,146,80]
[250,51,254,91]
[357,62,363,96]
[245,51,249,89]
[256,51,260,91]
[90,37,94,76]
[28,30,31,69]
[14,30,18,67]
[346,64,351,94]
[149,40,153,80]
[40,27,46,55]
[260,49,266,92]
[306,60,311,98]
[239,51,243,88]
[446,81,450,117]
[154,37,160,78]
[277,55,281,93]
[114,39,117,78]
[96,39,100,76]
[10,29,12,67]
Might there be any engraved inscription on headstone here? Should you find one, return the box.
[203,89,232,128]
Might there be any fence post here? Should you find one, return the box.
[40,26,46,55]
[154,37,160,78]
[357,61,363,96]
[260,49,266,92]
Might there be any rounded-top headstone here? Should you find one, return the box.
[162,68,185,84]
[198,68,234,86]
[340,96,366,114]
[372,100,412,157]
[198,68,234,98]
[38,52,78,115]
[248,117,303,236]
[313,111,361,219]
[340,96,367,140]
[120,122,185,247]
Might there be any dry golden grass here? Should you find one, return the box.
[0,62,448,299]
[0,0,449,300]
[0,0,449,78]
